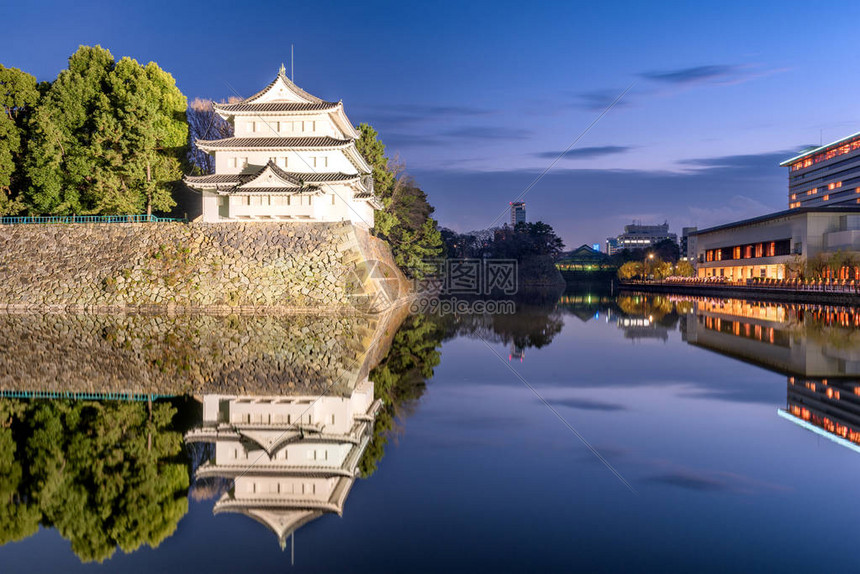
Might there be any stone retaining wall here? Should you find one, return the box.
[0,221,408,310]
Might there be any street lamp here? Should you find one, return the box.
[644,252,655,281]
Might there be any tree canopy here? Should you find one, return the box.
[8,45,188,216]
[0,65,40,215]
[356,124,443,277]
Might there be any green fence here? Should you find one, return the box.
[0,214,185,225]
[0,390,170,402]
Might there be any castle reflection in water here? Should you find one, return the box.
[186,382,380,549]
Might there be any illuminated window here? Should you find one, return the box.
[744,245,753,258]
[755,243,763,258]
[791,193,797,200]
[828,181,842,190]
[715,249,722,261]
[733,246,741,259]
[766,242,775,257]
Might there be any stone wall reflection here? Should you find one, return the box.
[0,309,407,397]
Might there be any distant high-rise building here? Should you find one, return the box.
[681,227,697,261]
[781,132,860,209]
[510,201,526,226]
[605,237,620,256]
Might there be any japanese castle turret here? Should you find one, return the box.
[184,66,380,224]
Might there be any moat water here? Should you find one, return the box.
[2,290,860,573]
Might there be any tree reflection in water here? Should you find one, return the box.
[0,398,188,562]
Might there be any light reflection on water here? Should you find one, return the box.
[3,291,860,572]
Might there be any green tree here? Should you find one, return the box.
[786,254,805,279]
[806,252,831,279]
[355,124,443,277]
[24,46,188,215]
[618,261,642,280]
[652,259,673,279]
[25,45,116,214]
[94,58,188,215]
[652,238,680,263]
[0,65,40,215]
[674,260,694,277]
[827,249,858,280]
[0,398,188,563]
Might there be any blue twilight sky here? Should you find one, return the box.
[3,0,859,247]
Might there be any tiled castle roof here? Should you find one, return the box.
[195,136,352,150]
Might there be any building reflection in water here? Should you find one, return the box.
[673,295,860,452]
[681,298,860,378]
[186,380,381,551]
[780,377,860,453]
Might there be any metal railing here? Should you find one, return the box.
[0,214,185,225]
[624,278,860,294]
[0,390,170,401]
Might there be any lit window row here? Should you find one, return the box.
[790,138,860,171]
[829,181,843,190]
[790,201,802,208]
[705,240,785,262]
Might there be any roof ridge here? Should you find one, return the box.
[241,70,327,105]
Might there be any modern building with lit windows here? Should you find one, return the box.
[782,132,860,209]
[510,201,526,226]
[692,206,860,280]
[606,222,677,255]
[680,227,697,261]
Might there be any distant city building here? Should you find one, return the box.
[782,132,860,209]
[681,227,697,261]
[606,222,677,255]
[557,244,613,272]
[510,201,526,226]
[605,237,620,256]
[692,206,860,280]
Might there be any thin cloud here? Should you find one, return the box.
[384,125,531,149]
[678,150,796,171]
[356,104,493,128]
[574,88,636,111]
[546,397,627,411]
[534,145,632,160]
[442,126,532,140]
[641,64,742,85]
